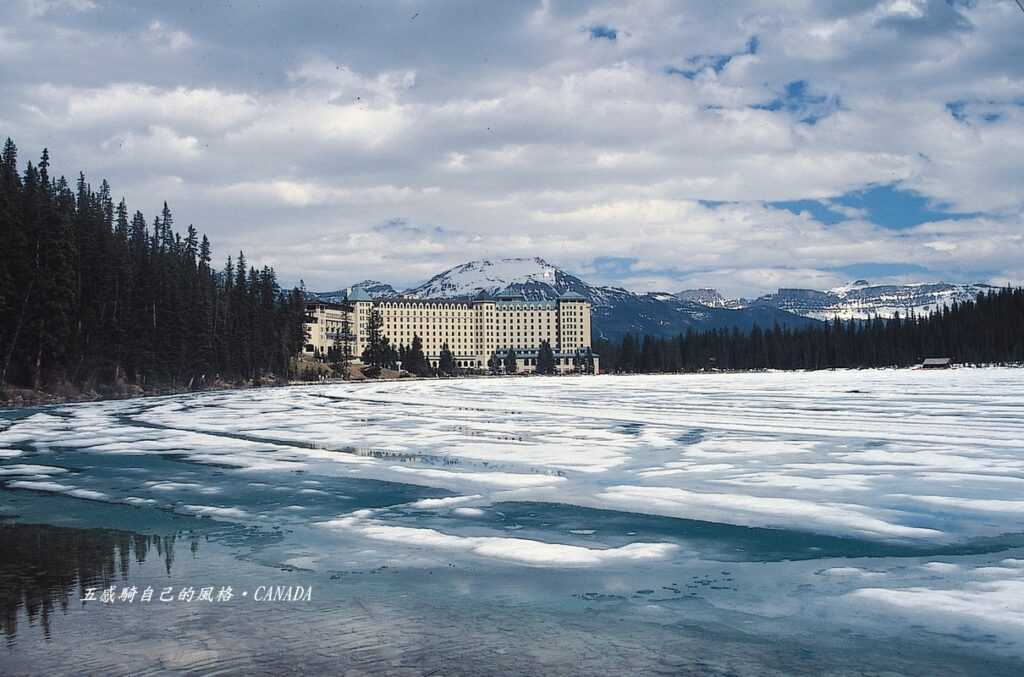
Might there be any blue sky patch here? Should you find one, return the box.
[590,256,637,277]
[665,35,758,80]
[946,100,967,121]
[945,98,1020,124]
[772,185,981,230]
[834,185,979,229]
[753,80,840,124]
[770,199,847,225]
[588,25,617,41]
[698,200,730,209]
[374,218,446,236]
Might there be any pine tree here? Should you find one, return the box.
[380,336,398,369]
[438,343,456,375]
[0,141,312,398]
[335,297,354,379]
[0,139,26,387]
[640,336,658,372]
[591,287,1024,373]
[536,339,555,374]
[331,327,346,377]
[618,334,637,373]
[505,346,518,374]
[4,140,1024,398]
[406,334,429,376]
[361,308,385,368]
[583,347,595,374]
[28,166,78,389]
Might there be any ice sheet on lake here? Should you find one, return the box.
[3,369,1024,653]
[181,504,252,520]
[3,370,1024,543]
[6,479,110,501]
[0,464,68,476]
[836,557,1024,643]
[321,512,679,567]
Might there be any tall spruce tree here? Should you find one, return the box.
[438,343,456,375]
[406,334,429,375]
[362,308,385,367]
[590,287,1024,373]
[0,141,307,399]
[335,298,354,379]
[536,340,555,374]
[331,328,346,377]
[582,347,595,374]
[505,346,518,374]
[380,336,398,369]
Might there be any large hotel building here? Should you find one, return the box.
[303,289,597,374]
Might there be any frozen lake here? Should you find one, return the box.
[2,370,1024,675]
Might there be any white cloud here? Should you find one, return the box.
[0,27,30,58]
[25,83,258,132]
[287,57,416,103]
[1,1,1022,292]
[20,0,96,18]
[213,180,435,208]
[144,20,195,52]
[101,125,201,164]
[876,0,927,21]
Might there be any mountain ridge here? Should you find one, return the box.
[311,257,818,340]
[705,280,996,321]
[309,257,996,339]
[312,280,398,303]
[309,257,999,338]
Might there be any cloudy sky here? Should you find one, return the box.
[2,0,1022,296]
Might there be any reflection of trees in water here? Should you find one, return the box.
[0,524,198,640]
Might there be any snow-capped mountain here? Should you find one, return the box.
[311,280,398,303]
[313,259,998,338]
[351,280,399,298]
[404,258,591,300]
[675,288,746,309]
[748,280,995,321]
[396,257,814,339]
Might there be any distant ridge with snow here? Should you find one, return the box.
[310,257,996,338]
[404,257,589,300]
[674,288,746,309]
[310,280,398,303]
[313,257,816,340]
[741,280,995,321]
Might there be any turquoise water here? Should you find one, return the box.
[3,394,1024,675]
[3,495,1022,676]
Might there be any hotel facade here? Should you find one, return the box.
[303,289,597,374]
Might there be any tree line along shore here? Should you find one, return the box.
[2,141,1022,406]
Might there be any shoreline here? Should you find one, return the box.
[3,363,1019,411]
[0,379,290,410]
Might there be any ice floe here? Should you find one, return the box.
[4,369,1024,654]
[320,514,678,567]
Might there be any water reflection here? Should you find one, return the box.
[0,523,191,640]
[2,513,1022,675]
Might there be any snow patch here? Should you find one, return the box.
[181,505,251,520]
[320,516,677,567]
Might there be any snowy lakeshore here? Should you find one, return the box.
[2,369,1024,675]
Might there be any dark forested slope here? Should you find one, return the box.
[594,287,1024,372]
[0,140,307,401]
